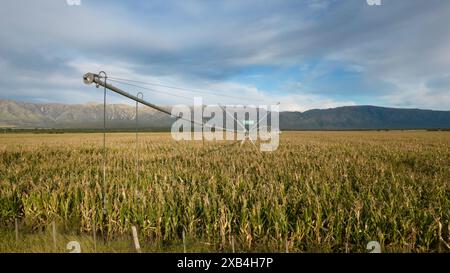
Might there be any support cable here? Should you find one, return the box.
[108,76,271,103]
[84,72,247,136]
[108,79,194,101]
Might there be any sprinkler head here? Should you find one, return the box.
[83,72,95,85]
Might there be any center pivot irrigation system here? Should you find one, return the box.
[83,72,251,135]
[82,71,268,233]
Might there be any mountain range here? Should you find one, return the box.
[1,99,449,130]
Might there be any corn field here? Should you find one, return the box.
[0,131,449,252]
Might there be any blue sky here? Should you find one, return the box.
[0,0,449,111]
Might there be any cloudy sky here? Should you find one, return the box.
[0,0,449,111]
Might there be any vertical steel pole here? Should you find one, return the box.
[136,92,143,183]
[98,71,107,240]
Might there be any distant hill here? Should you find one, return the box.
[0,99,174,129]
[0,99,449,130]
[281,106,450,130]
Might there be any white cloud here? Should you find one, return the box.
[0,0,449,111]
[381,81,450,111]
